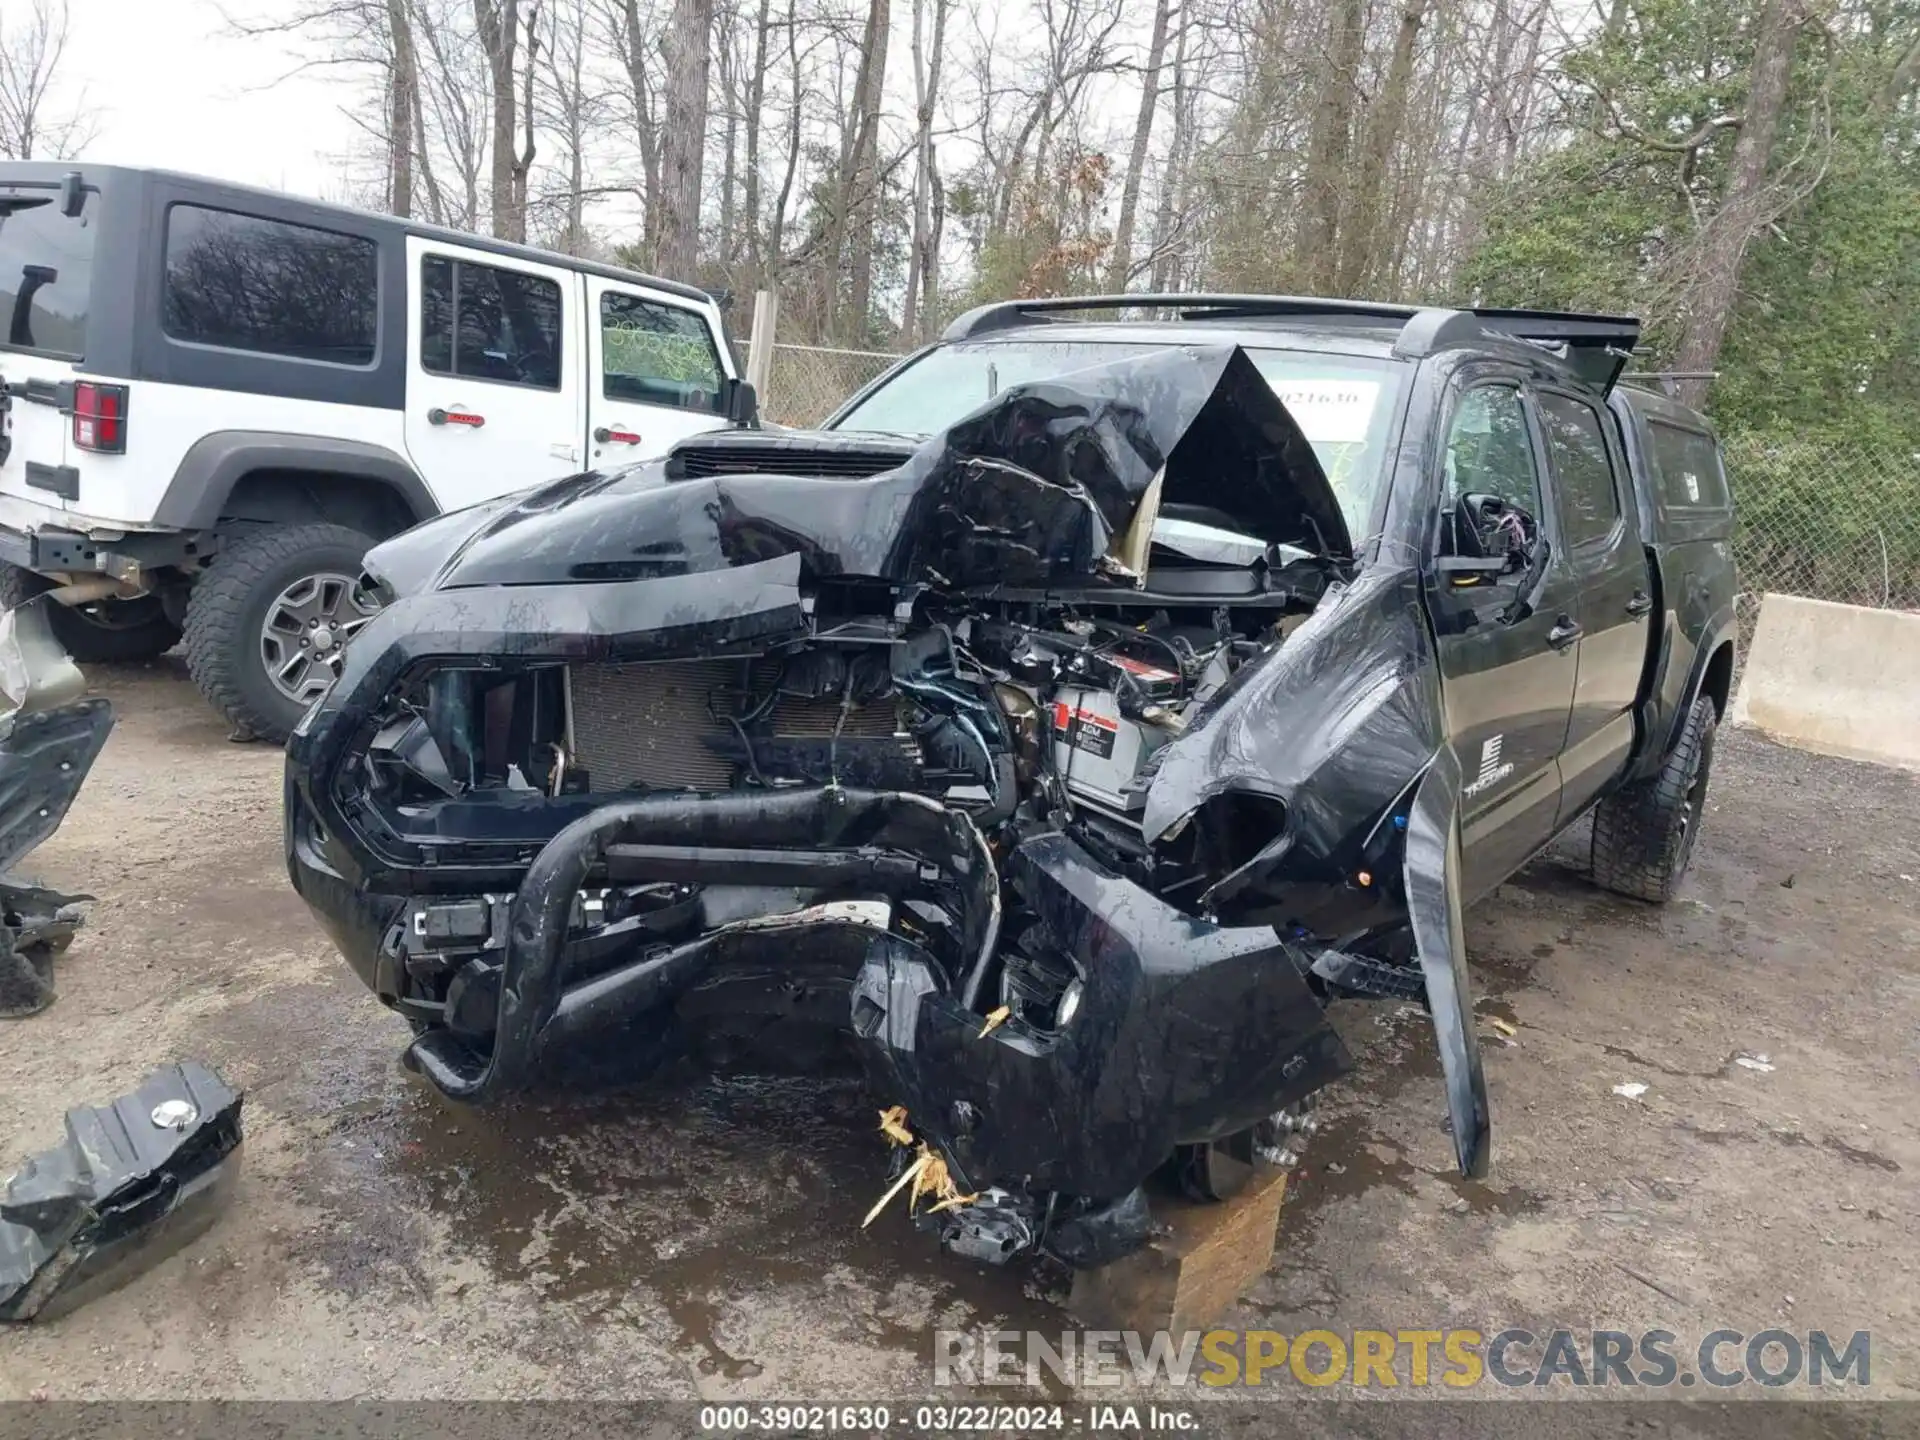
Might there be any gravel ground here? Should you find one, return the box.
[1,657,1915,1408]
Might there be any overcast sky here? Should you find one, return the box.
[70,0,358,199]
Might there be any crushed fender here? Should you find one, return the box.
[0,1061,243,1322]
[0,598,115,1019]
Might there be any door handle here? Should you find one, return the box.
[1625,590,1653,616]
[1547,616,1583,650]
[428,407,485,428]
[593,426,643,445]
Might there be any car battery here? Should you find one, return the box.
[1049,685,1167,816]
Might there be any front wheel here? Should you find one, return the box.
[1169,1096,1321,1202]
[183,523,378,743]
[1590,693,1718,903]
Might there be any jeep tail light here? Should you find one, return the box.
[72,382,129,454]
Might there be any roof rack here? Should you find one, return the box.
[940,293,1642,393]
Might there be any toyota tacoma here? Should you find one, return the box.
[285,295,1737,1267]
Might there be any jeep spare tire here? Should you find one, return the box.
[184,523,379,743]
[0,563,183,663]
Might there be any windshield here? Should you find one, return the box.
[831,339,1406,540]
[0,186,96,359]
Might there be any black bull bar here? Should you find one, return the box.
[402,787,1350,1202]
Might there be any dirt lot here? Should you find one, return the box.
[1,658,1916,1406]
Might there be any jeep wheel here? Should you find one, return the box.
[0,563,183,663]
[1590,693,1718,903]
[183,524,378,743]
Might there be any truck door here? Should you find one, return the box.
[1531,387,1652,822]
[404,237,587,512]
[1426,379,1580,898]
[583,278,732,470]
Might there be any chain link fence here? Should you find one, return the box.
[1722,434,1920,614]
[742,341,904,426]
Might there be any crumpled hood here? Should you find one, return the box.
[367,344,1349,597]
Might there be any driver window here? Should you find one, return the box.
[599,292,725,411]
[1443,386,1541,512]
[1440,385,1542,557]
[420,255,563,390]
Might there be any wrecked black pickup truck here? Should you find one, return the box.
[285,295,1737,1267]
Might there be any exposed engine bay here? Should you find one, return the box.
[286,344,1489,1269]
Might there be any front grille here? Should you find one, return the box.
[568,658,903,792]
[670,444,911,481]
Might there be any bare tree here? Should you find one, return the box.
[1106,0,1172,292]
[386,0,418,215]
[902,0,949,340]
[655,0,714,277]
[0,0,92,160]
[474,0,540,241]
[535,0,598,251]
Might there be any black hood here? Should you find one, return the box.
[371,344,1351,596]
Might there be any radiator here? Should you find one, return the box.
[567,658,902,793]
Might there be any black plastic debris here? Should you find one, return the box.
[0,598,116,1018]
[0,1061,244,1322]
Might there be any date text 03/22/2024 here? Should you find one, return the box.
[695,1404,1200,1432]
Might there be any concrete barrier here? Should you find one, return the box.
[1730,593,1920,770]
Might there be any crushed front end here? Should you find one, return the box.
[286,345,1487,1267]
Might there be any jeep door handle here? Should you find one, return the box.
[427,407,485,428]
[1625,590,1653,616]
[1547,616,1583,650]
[593,426,643,445]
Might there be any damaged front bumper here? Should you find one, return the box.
[852,831,1349,1203]
[0,597,115,1019]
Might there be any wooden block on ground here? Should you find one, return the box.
[1067,1166,1289,1334]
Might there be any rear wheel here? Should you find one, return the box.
[0,563,182,663]
[1590,693,1718,903]
[182,523,378,743]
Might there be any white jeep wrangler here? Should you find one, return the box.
[0,162,748,740]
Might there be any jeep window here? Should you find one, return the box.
[163,206,378,366]
[0,187,96,359]
[1646,419,1729,510]
[1440,385,1542,540]
[1535,392,1621,545]
[831,340,1405,538]
[599,292,723,410]
[421,255,563,390]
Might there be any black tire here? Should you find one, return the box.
[0,562,182,663]
[1591,694,1719,903]
[182,523,376,744]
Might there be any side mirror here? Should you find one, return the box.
[1448,492,1539,569]
[723,377,759,427]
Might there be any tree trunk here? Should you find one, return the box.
[842,0,892,340]
[657,0,714,278]
[1672,0,1804,405]
[1148,12,1190,290]
[508,1,539,243]
[386,0,416,217]
[1106,0,1172,293]
[1299,0,1364,291]
[902,0,947,342]
[741,0,772,279]
[617,0,664,262]
[473,0,521,239]
[1336,0,1427,294]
